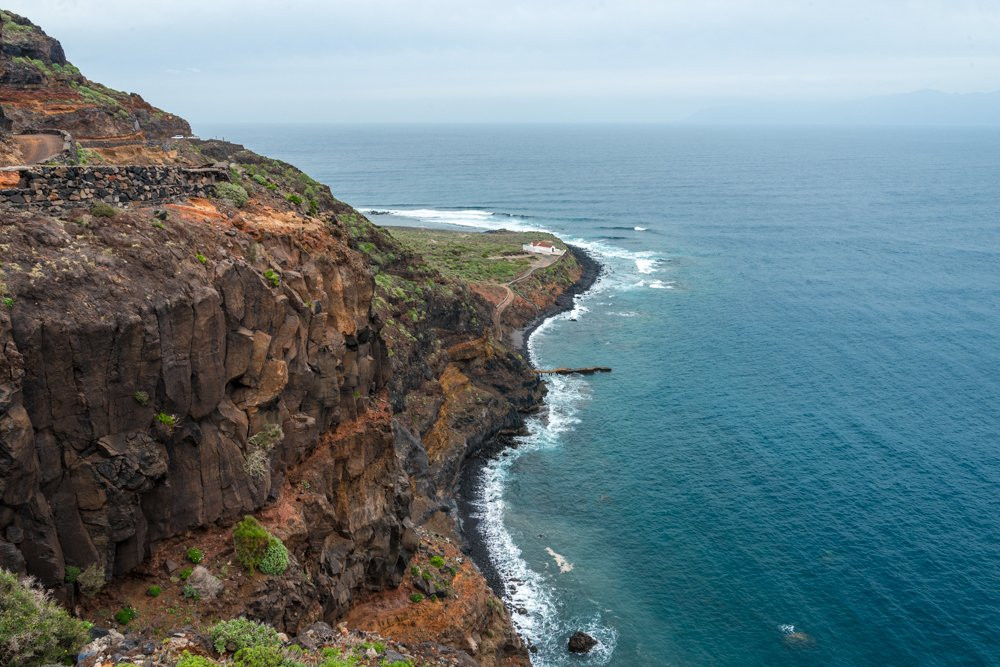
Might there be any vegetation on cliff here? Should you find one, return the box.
[0,568,90,665]
[385,227,568,283]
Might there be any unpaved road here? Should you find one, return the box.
[14,134,63,164]
[494,252,564,323]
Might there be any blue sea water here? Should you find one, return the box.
[201,124,1000,665]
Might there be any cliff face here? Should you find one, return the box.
[0,196,415,624]
[0,13,589,666]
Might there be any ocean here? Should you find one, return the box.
[199,124,1000,666]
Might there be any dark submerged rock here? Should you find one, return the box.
[567,631,598,653]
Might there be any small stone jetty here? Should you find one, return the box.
[532,366,611,375]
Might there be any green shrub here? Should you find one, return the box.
[233,516,271,572]
[147,584,162,597]
[0,569,90,664]
[179,567,193,581]
[233,516,288,575]
[133,391,150,406]
[285,194,303,206]
[114,605,137,625]
[90,202,116,218]
[1,297,12,308]
[429,556,445,568]
[409,593,424,603]
[154,412,177,429]
[232,645,285,667]
[196,253,208,264]
[64,565,81,583]
[187,547,204,564]
[152,220,166,230]
[262,270,280,287]
[182,584,200,600]
[217,182,249,208]
[77,563,105,596]
[177,650,218,666]
[252,174,269,186]
[258,537,289,576]
[209,617,281,654]
[248,424,284,451]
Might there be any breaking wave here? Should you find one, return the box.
[360,207,543,232]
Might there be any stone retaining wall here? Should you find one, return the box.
[0,164,228,215]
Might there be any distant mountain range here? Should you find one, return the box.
[688,90,1000,125]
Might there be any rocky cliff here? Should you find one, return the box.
[0,188,416,614]
[0,12,592,666]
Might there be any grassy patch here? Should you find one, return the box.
[90,202,117,218]
[385,227,567,284]
[72,82,122,108]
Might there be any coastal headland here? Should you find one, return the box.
[0,10,599,666]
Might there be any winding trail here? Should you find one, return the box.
[494,252,564,326]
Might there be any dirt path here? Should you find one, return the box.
[13,134,64,164]
[494,253,563,324]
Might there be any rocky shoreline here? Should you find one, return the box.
[456,243,603,604]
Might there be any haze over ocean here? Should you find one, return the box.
[202,124,1000,665]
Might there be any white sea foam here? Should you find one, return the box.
[648,280,673,289]
[359,207,544,232]
[635,257,657,274]
[475,283,618,664]
[634,226,648,231]
[544,547,574,573]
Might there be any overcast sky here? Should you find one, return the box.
[6,0,1000,124]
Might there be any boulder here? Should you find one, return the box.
[186,565,223,600]
[567,631,597,654]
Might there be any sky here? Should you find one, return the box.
[5,0,1000,124]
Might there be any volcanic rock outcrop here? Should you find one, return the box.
[0,11,592,666]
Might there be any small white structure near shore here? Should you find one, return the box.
[522,240,565,256]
